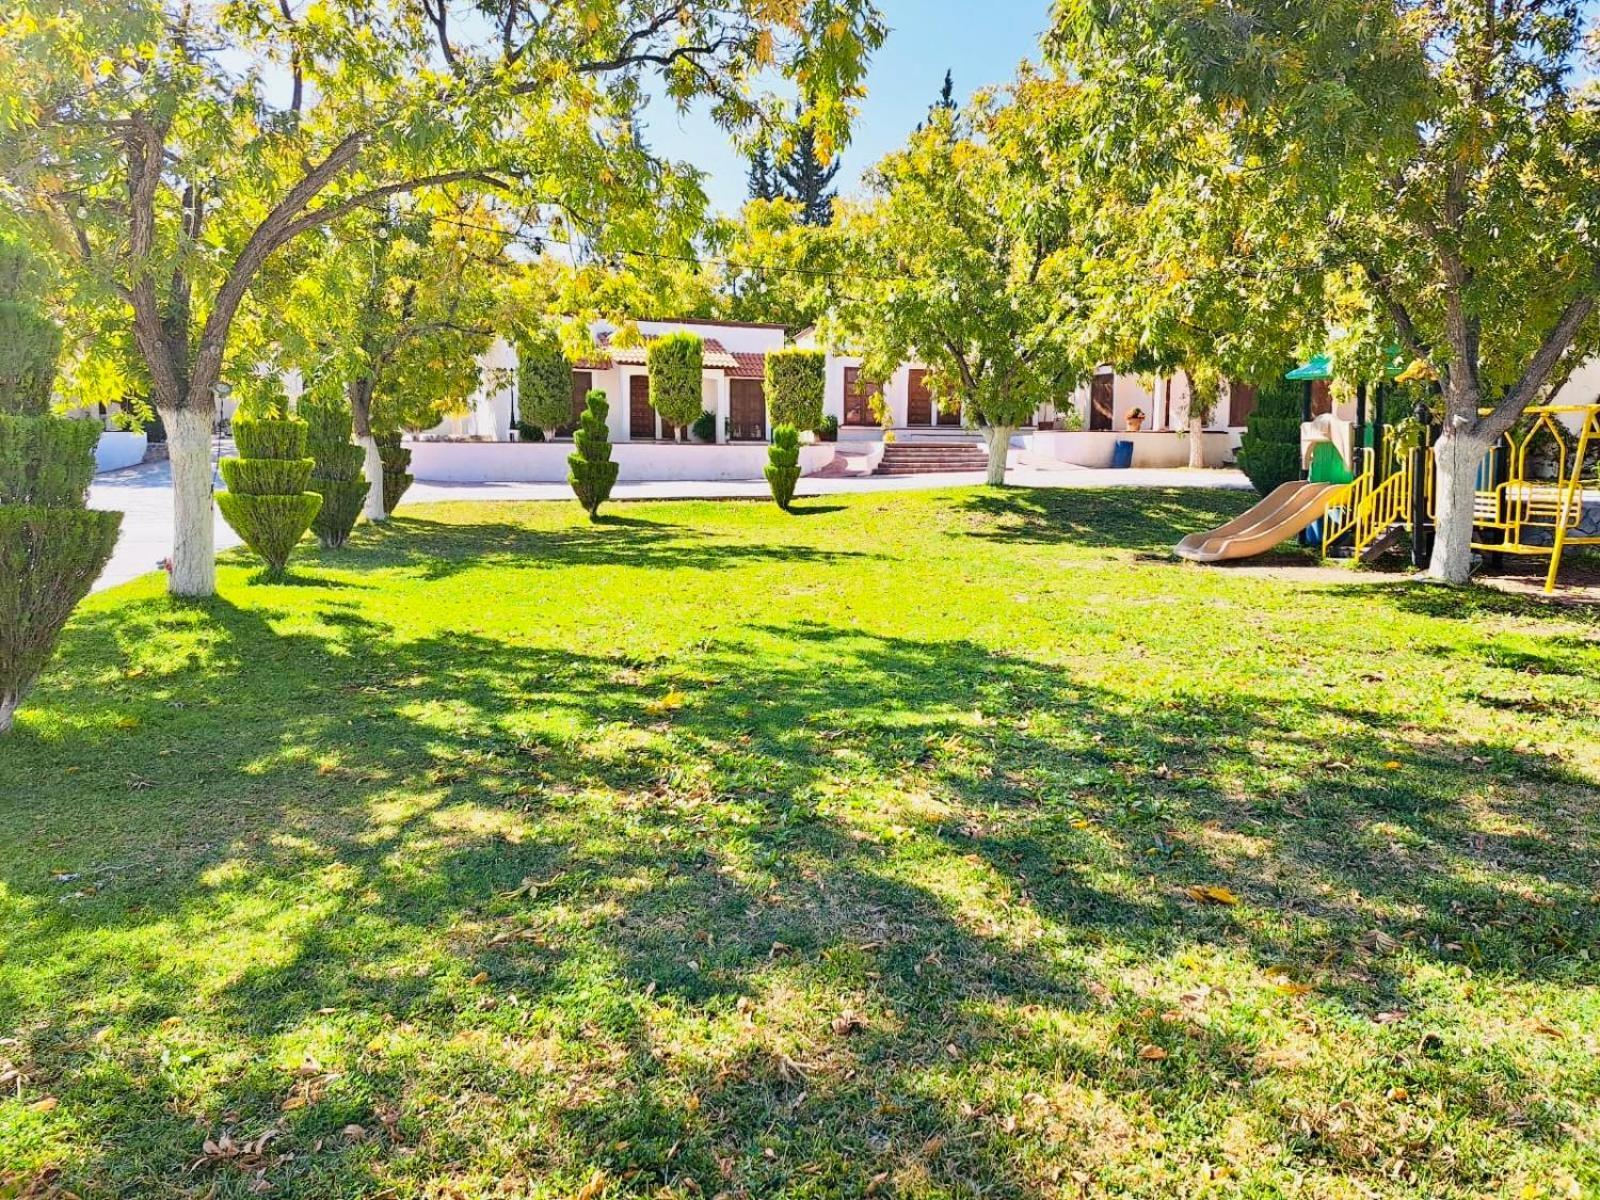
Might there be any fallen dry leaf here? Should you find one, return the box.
[573,1168,608,1200]
[1137,1044,1169,1061]
[27,1096,58,1113]
[1184,885,1240,906]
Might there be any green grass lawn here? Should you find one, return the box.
[2,487,1598,1199]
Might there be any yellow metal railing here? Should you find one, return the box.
[1464,405,1600,593]
[1321,426,1414,559]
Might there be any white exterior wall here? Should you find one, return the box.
[420,336,517,440]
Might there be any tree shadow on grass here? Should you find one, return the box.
[949,486,1255,553]
[309,511,881,583]
[1,593,1596,1196]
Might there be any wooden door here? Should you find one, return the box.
[906,368,932,425]
[1228,382,1257,428]
[1089,373,1114,431]
[1310,380,1333,417]
[559,371,592,437]
[629,374,655,439]
[729,379,765,441]
[843,366,877,426]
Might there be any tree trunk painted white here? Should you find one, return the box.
[982,424,1013,485]
[1188,414,1206,468]
[1428,428,1491,584]
[0,690,18,735]
[165,406,217,597]
[358,434,387,522]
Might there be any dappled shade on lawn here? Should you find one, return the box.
[1,489,1597,1198]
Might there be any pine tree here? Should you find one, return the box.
[918,70,957,131]
[746,144,778,202]
[775,111,840,226]
[0,235,121,733]
[568,391,619,519]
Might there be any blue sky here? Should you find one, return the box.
[641,0,1053,215]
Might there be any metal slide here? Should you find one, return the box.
[1174,481,1350,563]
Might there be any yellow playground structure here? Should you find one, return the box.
[1178,368,1600,592]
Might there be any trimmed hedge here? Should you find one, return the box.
[0,301,62,417]
[568,390,619,519]
[764,349,825,432]
[234,417,309,461]
[377,432,413,514]
[0,505,122,726]
[647,332,705,437]
[1235,374,1303,496]
[219,455,314,496]
[218,416,321,576]
[517,325,573,437]
[0,416,100,506]
[0,232,119,733]
[303,394,366,549]
[765,423,802,511]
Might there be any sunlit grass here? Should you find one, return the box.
[1,488,1597,1198]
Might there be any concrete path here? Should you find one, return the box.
[87,452,1250,592]
[402,463,1251,505]
[89,456,242,593]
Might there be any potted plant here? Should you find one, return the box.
[1126,407,1146,432]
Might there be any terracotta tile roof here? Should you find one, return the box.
[579,330,740,370]
[728,352,767,379]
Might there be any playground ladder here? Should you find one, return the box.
[1322,438,1415,561]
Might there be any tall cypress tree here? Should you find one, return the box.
[775,111,840,226]
[919,69,957,131]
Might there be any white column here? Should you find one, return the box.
[715,372,730,444]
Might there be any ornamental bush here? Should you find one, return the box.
[0,234,121,734]
[1234,373,1303,496]
[568,390,619,519]
[764,348,825,432]
[765,423,802,511]
[302,393,367,549]
[217,415,321,576]
[647,332,704,439]
[377,431,414,514]
[516,325,573,438]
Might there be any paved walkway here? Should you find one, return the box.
[403,462,1250,505]
[89,456,242,593]
[87,452,1250,592]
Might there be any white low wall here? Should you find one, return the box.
[1022,430,1235,469]
[409,439,835,483]
[94,430,148,473]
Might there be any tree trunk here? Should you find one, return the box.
[350,381,385,522]
[165,406,217,597]
[358,435,386,522]
[0,689,18,735]
[1188,414,1206,468]
[1427,427,1491,584]
[982,424,1013,485]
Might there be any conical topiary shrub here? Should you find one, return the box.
[0,234,122,733]
[303,394,367,549]
[217,416,322,577]
[1235,373,1303,496]
[567,390,619,519]
[376,431,413,515]
[764,423,802,510]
